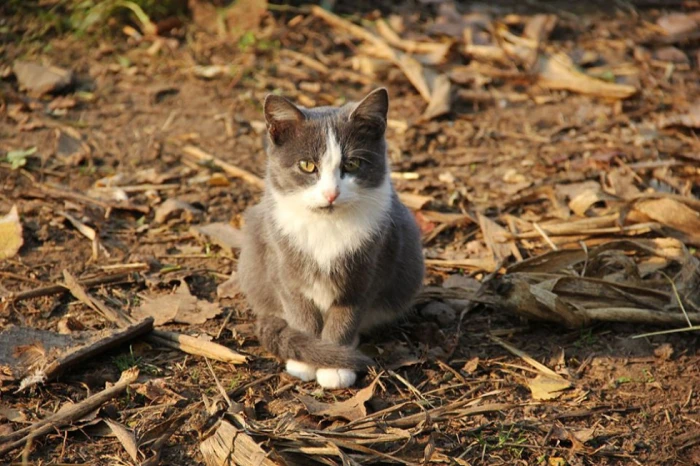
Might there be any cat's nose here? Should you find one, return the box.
[324,189,339,204]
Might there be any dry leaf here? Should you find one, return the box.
[479,214,519,262]
[527,374,572,400]
[462,357,480,374]
[191,222,244,252]
[217,272,240,299]
[13,61,73,96]
[104,418,139,463]
[399,192,432,210]
[133,282,221,325]
[154,199,203,224]
[422,73,452,120]
[534,52,637,99]
[0,205,23,260]
[659,103,700,129]
[634,197,700,237]
[299,377,379,421]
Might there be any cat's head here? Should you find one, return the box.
[262,88,391,214]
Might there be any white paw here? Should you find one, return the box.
[316,368,357,389]
[286,360,316,381]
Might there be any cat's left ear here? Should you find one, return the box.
[349,88,388,134]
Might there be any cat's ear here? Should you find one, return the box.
[264,95,305,145]
[349,88,389,134]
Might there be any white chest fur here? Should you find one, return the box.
[270,177,392,273]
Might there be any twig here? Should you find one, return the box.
[182,145,264,189]
[2,272,136,304]
[62,269,132,327]
[0,368,139,455]
[488,335,563,380]
[533,222,558,251]
[42,318,153,382]
[148,330,248,364]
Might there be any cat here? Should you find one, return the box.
[238,88,425,389]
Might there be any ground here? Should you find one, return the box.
[1,1,700,465]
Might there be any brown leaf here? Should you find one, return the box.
[104,418,139,463]
[133,282,221,325]
[422,73,452,120]
[216,272,240,299]
[299,377,379,421]
[659,102,700,129]
[478,214,519,263]
[462,357,480,374]
[656,12,700,42]
[527,374,572,400]
[154,199,203,224]
[0,205,23,260]
[634,197,700,238]
[13,61,73,96]
[191,222,244,252]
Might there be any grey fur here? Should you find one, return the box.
[238,88,425,372]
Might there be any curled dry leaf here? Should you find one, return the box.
[0,205,23,260]
[659,102,700,129]
[633,197,700,240]
[191,222,244,253]
[104,418,139,463]
[299,377,379,422]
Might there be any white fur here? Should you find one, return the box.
[270,128,392,273]
[286,359,316,381]
[316,368,357,389]
[301,279,336,314]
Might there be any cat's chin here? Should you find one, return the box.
[310,204,340,214]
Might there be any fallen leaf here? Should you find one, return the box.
[133,281,221,325]
[104,419,139,463]
[0,205,23,260]
[653,46,689,64]
[634,197,700,238]
[462,357,480,374]
[13,61,73,96]
[191,222,244,252]
[659,102,700,129]
[478,214,519,262]
[399,192,433,210]
[656,12,700,43]
[154,199,203,224]
[217,272,240,299]
[422,73,452,120]
[527,374,572,400]
[299,377,379,421]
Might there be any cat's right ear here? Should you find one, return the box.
[264,95,305,145]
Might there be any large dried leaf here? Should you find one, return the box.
[422,74,452,120]
[527,374,572,401]
[634,197,700,238]
[104,418,139,463]
[0,205,23,260]
[191,222,244,252]
[133,282,221,325]
[659,103,700,129]
[299,377,378,422]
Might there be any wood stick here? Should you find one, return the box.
[62,269,133,327]
[488,335,563,379]
[148,330,248,364]
[182,146,264,189]
[2,272,136,304]
[0,368,139,455]
[43,318,154,382]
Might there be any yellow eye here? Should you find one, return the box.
[343,159,361,173]
[298,160,316,173]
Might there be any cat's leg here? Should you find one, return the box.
[316,305,361,389]
[281,291,323,382]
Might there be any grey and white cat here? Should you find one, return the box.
[238,88,425,389]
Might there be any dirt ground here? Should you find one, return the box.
[1,1,700,465]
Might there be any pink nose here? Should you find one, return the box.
[324,189,339,204]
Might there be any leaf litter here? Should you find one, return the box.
[2,1,700,465]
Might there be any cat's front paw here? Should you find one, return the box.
[316,368,357,389]
[286,359,317,381]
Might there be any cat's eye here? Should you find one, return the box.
[298,160,317,173]
[343,159,362,173]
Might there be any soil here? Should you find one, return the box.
[1,1,699,465]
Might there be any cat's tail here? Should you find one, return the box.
[256,315,374,370]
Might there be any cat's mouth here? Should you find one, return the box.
[312,204,337,214]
